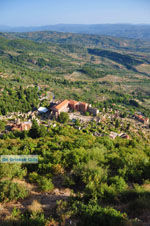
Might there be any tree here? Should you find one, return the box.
[75,119,81,126]
[38,125,47,137]
[115,119,120,128]
[29,120,48,138]
[126,123,131,131]
[129,99,139,107]
[29,119,40,138]
[58,112,69,123]
[0,120,6,131]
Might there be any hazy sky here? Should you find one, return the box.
[0,0,150,26]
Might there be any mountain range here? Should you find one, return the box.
[0,24,150,40]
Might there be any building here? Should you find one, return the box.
[109,132,130,140]
[79,102,88,113]
[145,117,149,124]
[51,100,70,117]
[120,133,130,139]
[38,107,49,114]
[50,99,99,117]
[68,100,79,111]
[109,131,119,139]
[135,114,149,124]
[11,121,32,132]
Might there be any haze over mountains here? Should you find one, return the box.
[0,24,150,40]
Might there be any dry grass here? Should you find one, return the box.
[136,63,150,74]
[142,183,150,192]
[27,199,43,214]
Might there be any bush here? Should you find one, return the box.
[0,180,29,202]
[71,201,127,226]
[11,207,21,219]
[85,111,90,116]
[0,164,27,180]
[52,164,64,175]
[63,175,75,187]
[37,177,54,192]
[29,172,39,183]
[29,119,40,139]
[29,173,54,192]
[109,176,128,193]
[58,112,69,123]
[0,120,6,131]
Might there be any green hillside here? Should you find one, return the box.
[0,32,150,115]
[1,31,150,52]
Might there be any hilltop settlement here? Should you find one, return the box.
[0,91,149,141]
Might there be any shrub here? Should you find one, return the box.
[109,176,128,193]
[29,172,38,183]
[85,111,90,116]
[71,201,127,226]
[11,207,21,219]
[29,173,54,192]
[21,212,47,226]
[63,175,75,188]
[58,112,69,123]
[52,164,64,175]
[0,120,6,131]
[0,164,27,180]
[0,180,29,202]
[37,177,54,192]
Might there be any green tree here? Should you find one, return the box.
[115,119,120,128]
[29,119,40,138]
[58,112,69,123]
[0,120,6,131]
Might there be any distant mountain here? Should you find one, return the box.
[0,24,150,40]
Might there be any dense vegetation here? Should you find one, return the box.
[0,123,150,225]
[88,48,146,70]
[0,86,39,115]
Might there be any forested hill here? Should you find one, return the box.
[0,32,150,77]
[0,31,150,115]
[0,24,150,41]
[0,32,150,78]
[1,31,150,53]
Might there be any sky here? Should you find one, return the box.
[0,0,150,27]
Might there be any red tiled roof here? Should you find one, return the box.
[54,99,69,110]
[69,100,78,105]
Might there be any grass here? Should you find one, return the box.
[27,200,43,214]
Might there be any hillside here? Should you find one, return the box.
[1,31,150,52]
[0,32,150,114]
